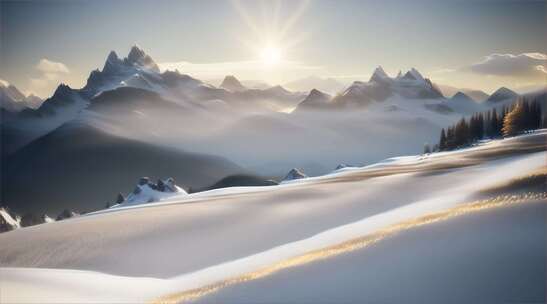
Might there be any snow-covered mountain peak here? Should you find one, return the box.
[409,68,425,82]
[295,89,332,111]
[0,82,43,112]
[124,45,160,73]
[103,51,124,73]
[282,168,308,182]
[52,84,73,98]
[127,45,146,62]
[5,84,26,100]
[107,50,120,62]
[402,71,417,80]
[114,177,187,207]
[308,88,329,98]
[370,66,390,83]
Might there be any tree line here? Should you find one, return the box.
[436,97,544,152]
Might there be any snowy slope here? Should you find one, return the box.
[0,131,545,303]
[195,200,546,304]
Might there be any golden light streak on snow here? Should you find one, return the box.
[153,192,547,304]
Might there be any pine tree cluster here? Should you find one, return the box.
[439,97,544,151]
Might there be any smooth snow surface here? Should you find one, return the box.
[195,199,546,304]
[0,131,545,303]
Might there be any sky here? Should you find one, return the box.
[0,0,545,98]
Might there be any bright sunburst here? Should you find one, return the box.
[260,46,282,65]
[231,0,311,67]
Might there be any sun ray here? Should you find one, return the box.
[231,0,311,66]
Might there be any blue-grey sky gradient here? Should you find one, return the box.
[1,0,545,97]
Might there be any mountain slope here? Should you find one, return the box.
[442,91,483,114]
[437,84,489,102]
[294,89,333,111]
[1,122,244,215]
[220,75,246,92]
[486,87,518,103]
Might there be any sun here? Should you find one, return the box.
[260,46,282,65]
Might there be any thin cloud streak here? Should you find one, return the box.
[467,53,547,77]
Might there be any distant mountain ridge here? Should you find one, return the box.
[486,87,518,103]
[284,76,345,95]
[220,75,246,92]
[1,46,305,155]
[0,82,43,112]
[437,84,489,102]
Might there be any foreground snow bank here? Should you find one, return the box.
[194,198,546,304]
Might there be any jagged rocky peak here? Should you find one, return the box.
[115,193,125,204]
[111,176,186,207]
[5,84,26,100]
[220,75,246,92]
[103,50,124,74]
[51,83,76,100]
[283,168,308,182]
[107,50,120,62]
[138,177,150,186]
[396,70,403,79]
[308,88,329,98]
[402,71,416,80]
[158,177,178,192]
[127,45,147,63]
[401,68,425,82]
[132,176,181,195]
[370,66,390,83]
[125,45,160,72]
[409,68,425,81]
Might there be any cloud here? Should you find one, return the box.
[467,53,547,78]
[27,58,71,97]
[36,58,70,74]
[0,78,9,87]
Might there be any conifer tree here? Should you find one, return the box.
[502,101,527,137]
[439,128,447,151]
[490,108,498,138]
[454,118,469,147]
